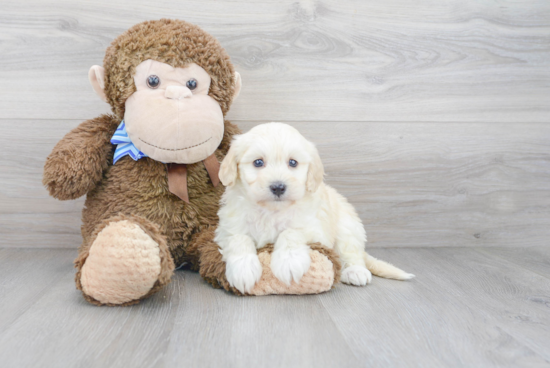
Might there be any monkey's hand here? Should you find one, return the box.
[43,114,119,200]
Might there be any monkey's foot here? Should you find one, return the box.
[76,215,174,306]
[195,228,341,296]
[249,246,337,295]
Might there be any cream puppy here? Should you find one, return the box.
[215,123,414,293]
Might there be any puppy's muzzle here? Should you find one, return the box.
[269,182,286,197]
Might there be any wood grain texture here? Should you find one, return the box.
[0,248,75,331]
[0,0,549,122]
[1,119,549,248]
[321,246,550,367]
[479,247,550,279]
[0,247,549,368]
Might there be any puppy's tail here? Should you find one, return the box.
[363,252,415,280]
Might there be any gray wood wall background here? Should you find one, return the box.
[1,0,549,249]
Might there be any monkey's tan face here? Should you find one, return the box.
[123,59,224,164]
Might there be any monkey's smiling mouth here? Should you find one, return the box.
[138,136,212,151]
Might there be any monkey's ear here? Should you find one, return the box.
[88,65,108,102]
[232,72,242,102]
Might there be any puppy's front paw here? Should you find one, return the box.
[225,254,263,294]
[270,245,311,286]
[341,265,372,286]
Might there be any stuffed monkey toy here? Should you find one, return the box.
[43,19,339,306]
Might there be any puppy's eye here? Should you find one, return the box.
[289,159,298,167]
[146,75,160,89]
[253,159,264,168]
[186,79,198,90]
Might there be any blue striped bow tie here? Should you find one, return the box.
[111,121,148,164]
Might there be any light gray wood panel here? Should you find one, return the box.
[0,248,549,367]
[0,119,85,248]
[162,278,359,368]
[1,0,549,122]
[479,247,550,279]
[323,248,550,367]
[2,119,549,248]
[0,248,75,331]
[0,249,359,368]
[319,246,550,367]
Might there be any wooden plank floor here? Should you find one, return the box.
[1,247,549,368]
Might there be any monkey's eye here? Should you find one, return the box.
[146,75,160,89]
[289,159,298,167]
[253,159,264,168]
[186,79,198,90]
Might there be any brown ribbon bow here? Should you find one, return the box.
[166,153,220,203]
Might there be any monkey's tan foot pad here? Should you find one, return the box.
[197,232,341,296]
[77,217,174,306]
[249,247,340,295]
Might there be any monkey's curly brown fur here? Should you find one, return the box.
[43,19,241,305]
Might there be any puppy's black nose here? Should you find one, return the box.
[270,182,286,197]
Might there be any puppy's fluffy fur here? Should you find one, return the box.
[215,123,414,293]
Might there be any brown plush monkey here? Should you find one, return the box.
[44,19,339,306]
[43,19,244,306]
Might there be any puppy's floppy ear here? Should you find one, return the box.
[306,142,324,192]
[219,136,242,187]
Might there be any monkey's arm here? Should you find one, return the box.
[43,114,119,200]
